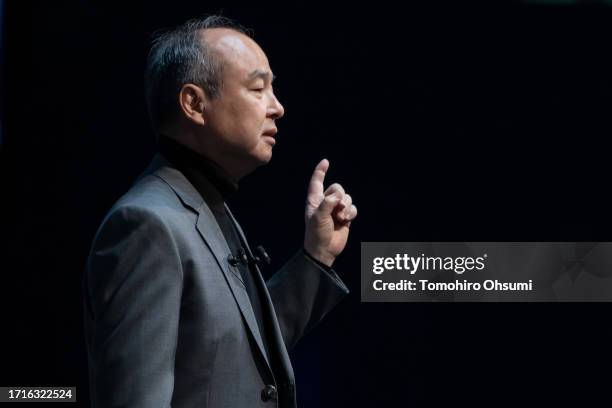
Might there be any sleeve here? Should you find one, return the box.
[83,205,183,408]
[265,249,349,351]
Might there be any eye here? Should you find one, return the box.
[250,87,265,97]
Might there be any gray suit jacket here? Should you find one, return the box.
[83,154,349,407]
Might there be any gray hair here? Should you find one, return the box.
[144,15,251,134]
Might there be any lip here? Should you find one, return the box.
[262,135,276,146]
[262,128,277,145]
[262,128,278,137]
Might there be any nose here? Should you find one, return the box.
[268,92,285,120]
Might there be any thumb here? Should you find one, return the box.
[316,192,341,217]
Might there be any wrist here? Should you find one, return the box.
[303,246,335,267]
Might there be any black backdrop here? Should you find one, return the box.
[2,0,612,406]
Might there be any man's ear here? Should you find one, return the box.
[178,84,208,126]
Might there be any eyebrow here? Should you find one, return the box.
[247,69,276,83]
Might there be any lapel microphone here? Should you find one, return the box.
[227,248,248,267]
[227,246,271,267]
[227,254,240,267]
[254,245,271,265]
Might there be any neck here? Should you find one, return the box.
[161,128,256,182]
[158,135,239,200]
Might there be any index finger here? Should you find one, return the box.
[307,158,330,198]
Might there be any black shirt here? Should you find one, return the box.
[158,135,271,358]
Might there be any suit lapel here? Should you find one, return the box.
[225,206,296,383]
[225,205,255,256]
[149,154,272,371]
[194,205,272,370]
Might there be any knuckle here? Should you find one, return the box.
[329,183,344,193]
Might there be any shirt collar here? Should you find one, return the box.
[158,135,238,213]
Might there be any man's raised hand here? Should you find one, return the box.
[304,159,358,267]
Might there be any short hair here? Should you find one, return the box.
[144,15,251,134]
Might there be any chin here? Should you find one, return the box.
[258,153,273,165]
[255,146,274,164]
[243,142,274,169]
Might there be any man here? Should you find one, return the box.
[83,15,358,408]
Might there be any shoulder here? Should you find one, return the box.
[97,174,195,240]
[116,174,181,212]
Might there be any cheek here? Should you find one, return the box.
[230,101,266,136]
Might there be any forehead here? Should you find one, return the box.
[201,28,270,78]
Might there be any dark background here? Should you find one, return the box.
[2,0,612,406]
